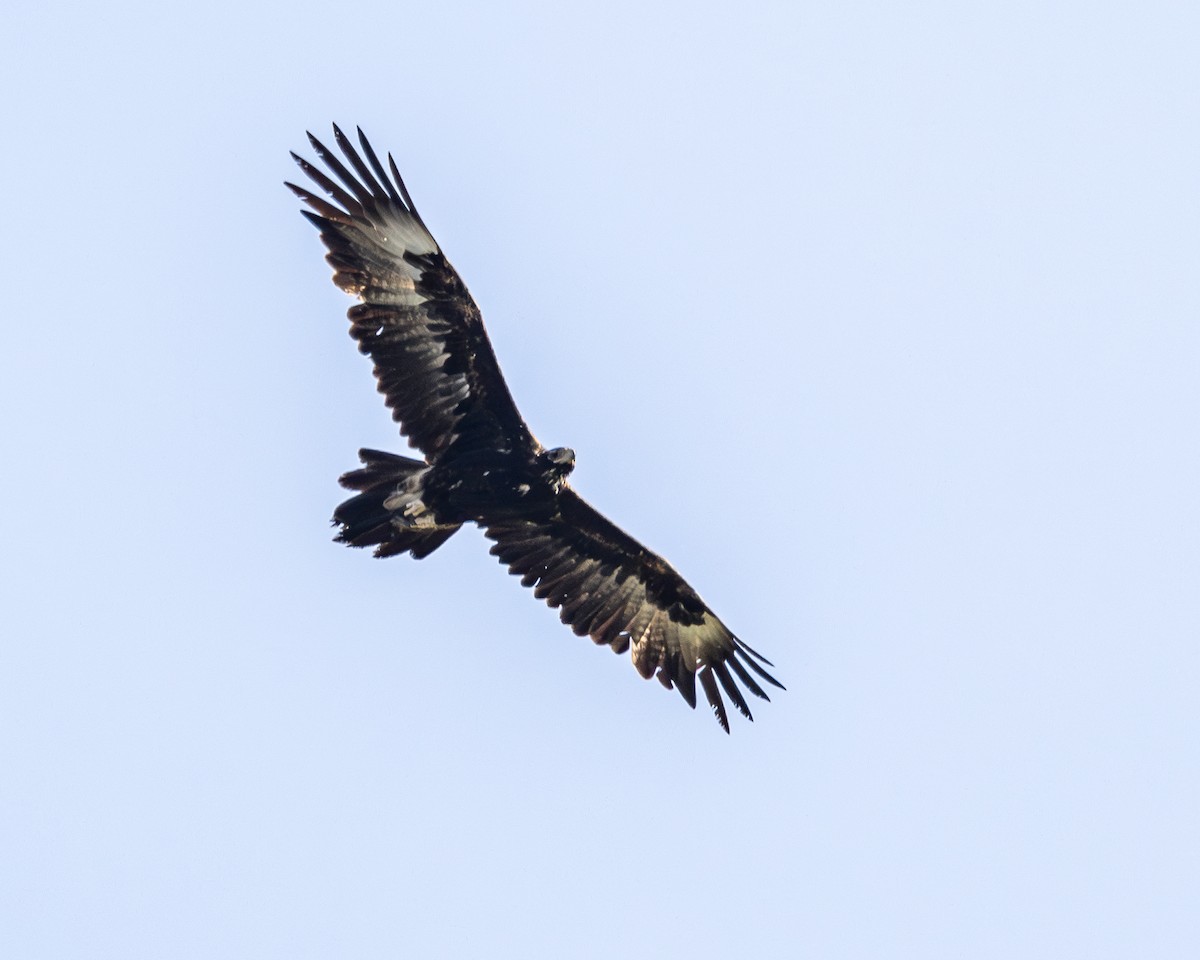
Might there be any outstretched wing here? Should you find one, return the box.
[287,125,537,460]
[485,490,784,732]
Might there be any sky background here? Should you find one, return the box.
[2,1,1197,957]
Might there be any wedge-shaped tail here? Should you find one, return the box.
[334,449,461,559]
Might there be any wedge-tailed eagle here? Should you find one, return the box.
[287,126,783,730]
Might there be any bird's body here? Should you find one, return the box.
[288,125,783,730]
[429,445,575,521]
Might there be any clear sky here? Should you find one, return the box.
[1,1,1197,957]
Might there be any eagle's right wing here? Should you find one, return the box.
[288,125,538,461]
[485,489,784,731]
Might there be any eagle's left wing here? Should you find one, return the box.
[485,490,783,731]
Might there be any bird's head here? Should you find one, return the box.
[541,446,576,485]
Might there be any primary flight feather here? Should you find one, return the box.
[287,125,783,730]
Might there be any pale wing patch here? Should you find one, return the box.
[342,214,434,306]
[375,204,439,260]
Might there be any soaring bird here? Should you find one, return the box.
[287,126,783,730]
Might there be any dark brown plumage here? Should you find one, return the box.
[288,125,783,730]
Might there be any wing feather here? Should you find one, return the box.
[289,126,537,460]
[353,128,405,206]
[723,653,769,702]
[330,124,390,202]
[486,489,784,731]
[306,129,379,211]
[712,661,753,722]
[698,667,730,733]
[673,667,699,709]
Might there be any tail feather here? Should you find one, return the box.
[333,449,460,560]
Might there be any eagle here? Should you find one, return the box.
[287,125,783,731]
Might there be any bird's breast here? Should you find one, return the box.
[426,456,559,523]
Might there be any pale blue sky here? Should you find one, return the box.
[2,2,1197,957]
